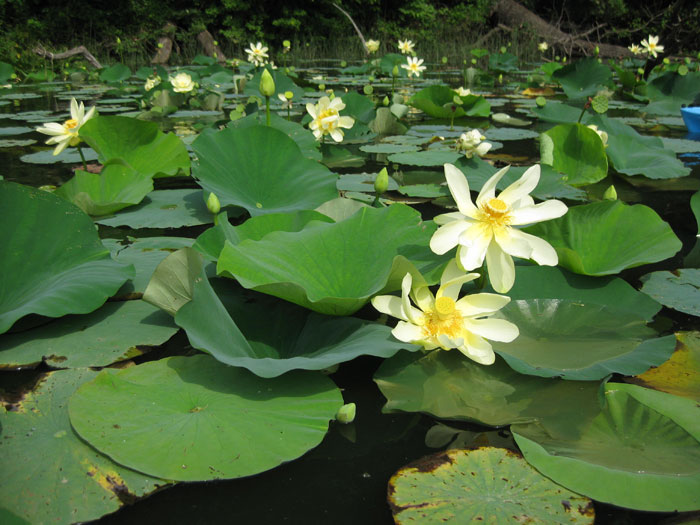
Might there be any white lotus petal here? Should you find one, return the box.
[70,98,80,121]
[463,317,519,342]
[498,164,540,205]
[338,116,355,129]
[476,165,510,206]
[429,220,469,255]
[83,105,96,123]
[458,333,495,364]
[52,138,70,155]
[330,128,344,142]
[437,333,464,350]
[485,241,515,293]
[494,227,533,259]
[457,222,492,270]
[371,295,406,321]
[306,103,318,118]
[456,293,510,317]
[444,164,478,217]
[36,122,67,135]
[434,211,468,225]
[506,228,559,266]
[510,200,568,225]
[392,321,425,344]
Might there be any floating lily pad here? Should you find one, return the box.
[374,350,601,428]
[68,355,343,481]
[388,150,461,166]
[0,369,165,524]
[0,126,33,136]
[0,300,177,368]
[513,383,700,512]
[337,173,399,193]
[79,116,190,178]
[525,200,682,276]
[540,123,608,186]
[660,137,700,154]
[0,182,133,334]
[388,448,594,524]
[0,139,35,147]
[398,183,451,198]
[20,147,98,164]
[628,331,700,402]
[359,143,420,154]
[95,189,213,228]
[491,113,532,127]
[639,268,700,316]
[216,204,436,315]
[493,299,675,380]
[485,127,539,140]
[192,125,337,216]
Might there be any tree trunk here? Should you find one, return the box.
[197,29,226,63]
[151,23,176,64]
[492,0,633,58]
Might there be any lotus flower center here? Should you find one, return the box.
[318,108,339,129]
[481,197,512,227]
[435,296,456,315]
[64,119,79,130]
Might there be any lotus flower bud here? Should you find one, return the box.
[374,168,389,195]
[392,65,399,77]
[206,192,221,214]
[603,185,617,200]
[336,403,356,424]
[259,69,275,97]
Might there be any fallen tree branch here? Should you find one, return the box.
[332,2,369,55]
[33,44,102,68]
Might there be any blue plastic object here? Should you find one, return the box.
[681,107,700,133]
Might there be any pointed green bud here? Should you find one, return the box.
[336,403,356,424]
[206,192,221,214]
[374,168,389,195]
[603,185,617,201]
[392,65,399,77]
[259,69,275,97]
[382,95,389,106]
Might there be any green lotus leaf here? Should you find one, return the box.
[68,355,343,481]
[0,369,165,524]
[540,123,608,186]
[341,91,376,124]
[337,173,399,193]
[374,350,601,428]
[315,197,369,222]
[388,448,594,524]
[228,111,321,161]
[216,204,436,315]
[485,127,538,140]
[587,114,691,179]
[0,61,14,83]
[639,269,700,316]
[79,116,190,178]
[410,86,490,118]
[99,63,132,83]
[489,52,518,73]
[388,150,462,166]
[192,125,338,217]
[193,210,333,261]
[54,163,153,216]
[629,331,700,402]
[0,300,177,368]
[645,70,700,115]
[95,189,214,228]
[513,383,700,512]
[0,182,133,334]
[171,266,417,376]
[493,299,676,380]
[525,200,682,276]
[552,58,613,100]
[359,143,419,154]
[505,266,661,321]
[369,107,408,136]
[530,101,582,124]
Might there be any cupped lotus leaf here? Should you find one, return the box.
[369,107,408,136]
[95,189,214,228]
[0,300,177,368]
[54,163,153,216]
[552,58,613,100]
[540,123,608,186]
[525,200,682,276]
[410,86,490,118]
[0,182,133,334]
[68,355,343,481]
[192,125,338,216]
[0,369,165,525]
[388,448,594,524]
[645,70,700,114]
[513,383,700,512]
[639,269,700,316]
[628,331,700,402]
[492,299,676,380]
[341,91,376,124]
[228,112,321,161]
[374,350,601,429]
[173,270,417,377]
[79,116,190,178]
[587,114,690,179]
[505,266,661,321]
[143,248,203,317]
[216,204,436,315]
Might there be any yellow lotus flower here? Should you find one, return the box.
[628,44,642,55]
[455,129,492,159]
[641,35,664,58]
[144,75,161,91]
[371,261,518,364]
[587,124,608,147]
[36,98,96,155]
[454,86,472,97]
[365,39,380,53]
[430,164,568,293]
[169,72,195,93]
[305,96,355,142]
[398,39,415,54]
[246,42,269,66]
[401,56,426,78]
[538,42,549,52]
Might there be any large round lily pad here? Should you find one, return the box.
[513,383,700,511]
[0,182,133,334]
[192,125,338,217]
[388,448,594,524]
[639,268,700,316]
[525,200,682,276]
[68,355,343,481]
[0,369,165,525]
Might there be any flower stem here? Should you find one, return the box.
[265,96,271,126]
[77,144,88,172]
